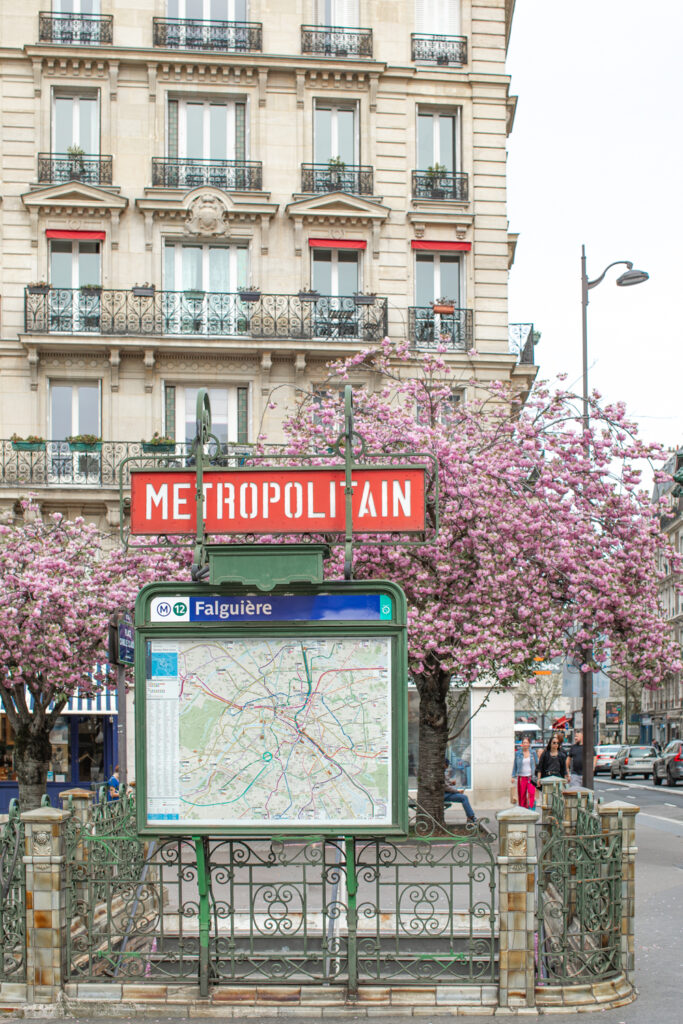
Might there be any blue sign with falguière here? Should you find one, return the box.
[150,593,393,623]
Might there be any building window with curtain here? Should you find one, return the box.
[48,238,102,333]
[162,241,248,335]
[412,0,466,65]
[302,0,372,57]
[411,250,470,350]
[163,383,249,447]
[158,97,251,190]
[413,108,467,200]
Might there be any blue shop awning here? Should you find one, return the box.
[1,690,118,716]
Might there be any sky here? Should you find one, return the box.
[506,0,683,462]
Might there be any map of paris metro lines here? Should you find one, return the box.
[145,636,392,829]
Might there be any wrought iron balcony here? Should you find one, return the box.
[153,17,262,52]
[411,33,467,66]
[301,24,373,58]
[152,158,262,191]
[24,288,388,342]
[509,323,537,365]
[409,306,473,350]
[301,163,373,195]
[412,170,468,202]
[37,153,113,186]
[38,12,113,45]
[0,440,251,491]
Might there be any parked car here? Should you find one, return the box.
[610,745,658,779]
[594,744,621,775]
[652,740,683,786]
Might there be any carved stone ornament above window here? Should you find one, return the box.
[185,195,229,236]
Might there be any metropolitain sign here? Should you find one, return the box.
[130,466,426,535]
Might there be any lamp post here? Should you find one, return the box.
[579,244,649,787]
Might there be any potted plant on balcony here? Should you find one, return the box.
[238,284,261,302]
[141,432,175,454]
[425,163,448,198]
[67,144,85,180]
[80,283,102,293]
[297,287,320,302]
[327,155,347,188]
[184,289,205,301]
[10,433,46,452]
[353,291,377,306]
[27,281,50,295]
[132,282,156,297]
[66,433,102,453]
[433,296,455,314]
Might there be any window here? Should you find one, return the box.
[314,102,358,164]
[417,110,459,172]
[52,92,99,154]
[312,249,359,295]
[168,0,247,19]
[53,0,101,12]
[50,381,100,440]
[407,683,472,785]
[164,383,248,445]
[163,242,247,292]
[50,239,101,289]
[415,0,460,34]
[316,0,359,26]
[168,98,246,162]
[415,252,461,306]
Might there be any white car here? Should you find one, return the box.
[594,744,621,775]
[610,745,658,779]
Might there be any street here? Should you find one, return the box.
[20,777,680,1024]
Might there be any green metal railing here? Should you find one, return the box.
[63,787,497,989]
[0,801,26,981]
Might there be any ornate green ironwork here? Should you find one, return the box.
[0,801,25,981]
[63,788,496,987]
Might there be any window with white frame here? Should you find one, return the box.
[52,92,99,154]
[315,0,359,26]
[49,381,101,440]
[163,242,247,292]
[415,0,460,34]
[163,383,248,445]
[53,0,101,12]
[167,98,246,161]
[314,101,358,164]
[417,109,460,173]
[167,0,247,20]
[312,249,360,296]
[415,252,461,307]
[50,239,101,289]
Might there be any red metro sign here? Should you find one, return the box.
[130,466,426,536]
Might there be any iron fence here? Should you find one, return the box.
[38,12,113,45]
[412,170,468,201]
[37,154,113,186]
[153,17,262,52]
[408,306,473,351]
[0,802,26,982]
[152,158,262,191]
[537,794,622,984]
[411,33,467,65]
[24,288,388,342]
[301,163,374,195]
[300,25,373,58]
[63,789,497,989]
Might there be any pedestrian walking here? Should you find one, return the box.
[443,759,477,824]
[108,764,120,801]
[511,734,539,808]
[567,730,586,788]
[537,734,569,787]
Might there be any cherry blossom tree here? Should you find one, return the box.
[0,506,184,809]
[280,340,682,822]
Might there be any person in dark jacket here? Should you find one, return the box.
[536,734,569,786]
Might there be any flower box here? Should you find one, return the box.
[298,290,320,302]
[11,441,46,452]
[142,442,175,454]
[27,285,50,295]
[132,286,155,297]
[433,303,455,315]
[184,290,205,301]
[353,294,376,306]
[68,441,102,453]
[238,290,261,302]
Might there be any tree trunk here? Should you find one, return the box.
[416,673,449,827]
[14,720,51,810]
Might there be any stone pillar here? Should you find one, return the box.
[539,775,565,824]
[21,807,70,1003]
[598,801,639,981]
[496,806,539,1008]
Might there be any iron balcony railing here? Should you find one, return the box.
[38,12,113,45]
[411,33,467,66]
[412,170,468,201]
[301,163,373,195]
[300,24,373,58]
[24,288,388,342]
[509,323,537,365]
[152,158,263,191]
[153,17,262,52]
[37,153,113,186]
[409,306,473,350]
[0,440,251,491]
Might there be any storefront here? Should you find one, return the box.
[0,690,118,812]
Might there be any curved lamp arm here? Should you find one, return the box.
[586,260,633,291]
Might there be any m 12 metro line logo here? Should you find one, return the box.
[151,597,190,622]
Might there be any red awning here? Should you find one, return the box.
[308,238,367,249]
[552,715,570,729]
[46,230,106,240]
[411,240,471,251]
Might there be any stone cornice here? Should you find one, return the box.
[136,186,278,251]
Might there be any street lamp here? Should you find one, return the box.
[579,244,649,788]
